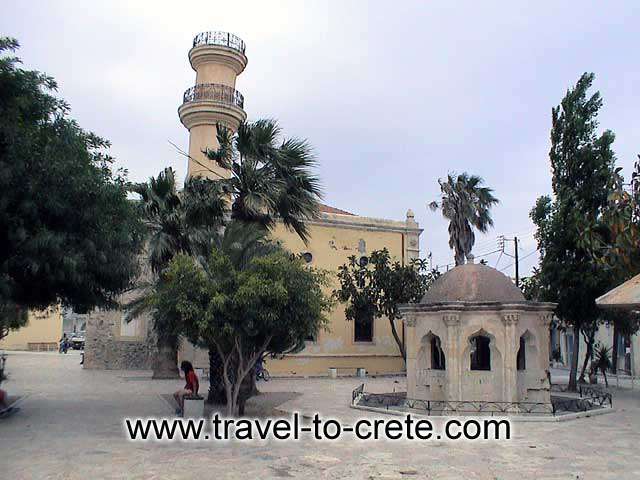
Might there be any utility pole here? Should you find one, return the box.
[514,236,519,287]
[498,235,520,286]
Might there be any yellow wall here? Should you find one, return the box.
[0,307,63,351]
[181,213,420,376]
[269,219,407,375]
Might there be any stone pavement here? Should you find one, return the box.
[0,351,638,479]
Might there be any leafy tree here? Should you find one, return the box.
[156,249,331,415]
[203,120,322,242]
[580,157,640,278]
[199,119,323,403]
[0,38,143,331]
[335,248,439,362]
[578,156,640,374]
[126,167,226,379]
[196,221,279,403]
[0,302,28,342]
[429,173,499,266]
[531,73,617,391]
[519,272,545,301]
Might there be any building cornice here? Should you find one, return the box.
[309,212,423,236]
[399,301,557,314]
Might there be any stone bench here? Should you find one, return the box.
[182,393,204,418]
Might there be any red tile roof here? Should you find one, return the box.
[319,203,355,216]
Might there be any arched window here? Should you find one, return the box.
[470,335,491,371]
[517,336,526,370]
[354,311,373,343]
[431,336,446,370]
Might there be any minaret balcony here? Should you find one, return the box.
[193,31,246,54]
[178,83,246,130]
[189,31,248,75]
[182,83,244,109]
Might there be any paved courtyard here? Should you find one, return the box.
[0,351,638,479]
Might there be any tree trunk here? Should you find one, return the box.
[389,318,406,365]
[611,323,619,375]
[579,329,595,384]
[152,340,179,379]
[568,328,580,392]
[238,373,253,416]
[249,366,259,396]
[207,348,227,404]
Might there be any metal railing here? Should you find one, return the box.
[578,385,613,407]
[193,31,246,54]
[352,383,365,403]
[182,84,244,109]
[352,384,613,416]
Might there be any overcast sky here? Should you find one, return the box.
[3,1,639,275]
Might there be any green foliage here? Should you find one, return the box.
[592,342,613,387]
[125,168,227,377]
[580,157,640,283]
[131,167,226,274]
[429,172,499,266]
[204,120,322,242]
[593,343,612,371]
[531,72,617,390]
[335,248,439,360]
[0,37,143,326]
[519,272,544,301]
[0,301,28,342]
[157,247,331,414]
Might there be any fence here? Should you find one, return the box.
[352,383,612,416]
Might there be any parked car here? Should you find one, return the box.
[70,333,85,350]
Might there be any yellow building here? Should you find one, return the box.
[83,31,423,375]
[176,31,423,376]
[0,307,63,351]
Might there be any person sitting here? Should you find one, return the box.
[0,387,9,412]
[173,361,199,416]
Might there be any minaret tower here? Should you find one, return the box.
[178,31,247,179]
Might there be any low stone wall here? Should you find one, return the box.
[83,309,155,370]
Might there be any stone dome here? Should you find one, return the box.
[422,262,525,303]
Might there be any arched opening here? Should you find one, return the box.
[470,335,491,371]
[417,332,446,372]
[517,336,526,370]
[517,330,537,372]
[431,335,446,370]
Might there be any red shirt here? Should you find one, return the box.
[185,370,199,394]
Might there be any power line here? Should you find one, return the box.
[434,248,501,271]
[499,250,537,273]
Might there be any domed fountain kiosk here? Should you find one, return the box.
[399,258,556,406]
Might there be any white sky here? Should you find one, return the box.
[3,1,639,275]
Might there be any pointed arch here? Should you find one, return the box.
[467,328,497,371]
[517,330,537,371]
[418,331,446,371]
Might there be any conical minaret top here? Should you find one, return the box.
[178,31,248,179]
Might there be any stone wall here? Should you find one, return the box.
[83,308,155,370]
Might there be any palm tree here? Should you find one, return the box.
[429,173,499,266]
[127,167,226,379]
[204,119,322,242]
[593,343,613,387]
